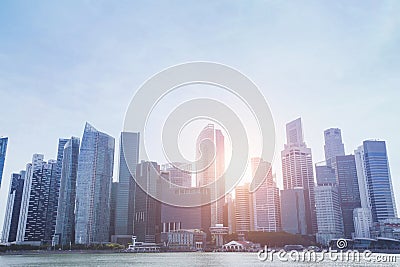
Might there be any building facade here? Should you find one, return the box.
[281,188,311,235]
[75,123,115,244]
[196,124,225,227]
[315,184,344,245]
[281,118,316,234]
[115,132,140,237]
[355,140,397,223]
[16,154,57,245]
[0,136,8,187]
[54,137,80,246]
[2,171,25,243]
[134,161,161,243]
[235,183,251,233]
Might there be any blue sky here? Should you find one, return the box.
[1,1,400,230]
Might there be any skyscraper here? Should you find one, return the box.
[54,137,80,246]
[196,124,225,227]
[235,183,251,233]
[75,123,115,244]
[281,188,310,235]
[162,162,192,188]
[16,154,57,245]
[134,161,161,243]
[333,155,361,238]
[355,140,397,222]
[2,171,25,243]
[281,118,316,234]
[46,138,69,244]
[315,128,347,242]
[315,184,344,245]
[0,136,8,187]
[250,158,281,232]
[323,128,345,165]
[115,132,140,238]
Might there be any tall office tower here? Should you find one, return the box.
[134,161,161,243]
[0,136,8,187]
[54,137,80,246]
[354,140,397,223]
[315,184,344,245]
[235,184,251,233]
[162,162,192,188]
[250,158,281,232]
[46,138,69,244]
[75,123,115,245]
[223,193,236,234]
[281,118,316,234]
[2,171,25,243]
[16,154,57,245]
[315,162,336,186]
[115,132,140,238]
[196,124,225,227]
[281,188,311,235]
[332,155,361,238]
[109,182,118,241]
[323,128,345,164]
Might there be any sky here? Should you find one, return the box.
[1,1,400,232]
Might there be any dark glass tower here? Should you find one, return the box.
[0,137,8,187]
[2,171,25,242]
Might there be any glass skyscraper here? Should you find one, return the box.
[114,132,140,237]
[75,123,115,244]
[2,171,25,243]
[0,136,8,187]
[55,137,80,246]
[355,140,397,222]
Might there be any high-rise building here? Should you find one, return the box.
[0,136,8,187]
[315,162,336,186]
[281,118,316,234]
[196,124,225,227]
[235,183,251,233]
[315,184,344,245]
[16,154,57,245]
[323,128,345,165]
[109,181,118,241]
[115,132,140,238]
[2,171,25,243]
[134,161,161,243]
[162,162,192,188]
[354,140,397,222]
[281,188,311,235]
[54,137,80,246]
[224,193,236,234]
[353,208,372,238]
[75,123,115,244]
[250,158,281,232]
[332,155,361,238]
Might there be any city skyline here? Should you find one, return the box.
[1,1,400,242]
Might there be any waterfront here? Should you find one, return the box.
[0,252,398,267]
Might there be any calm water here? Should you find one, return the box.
[0,252,398,267]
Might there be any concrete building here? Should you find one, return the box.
[281,118,316,234]
[235,183,251,233]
